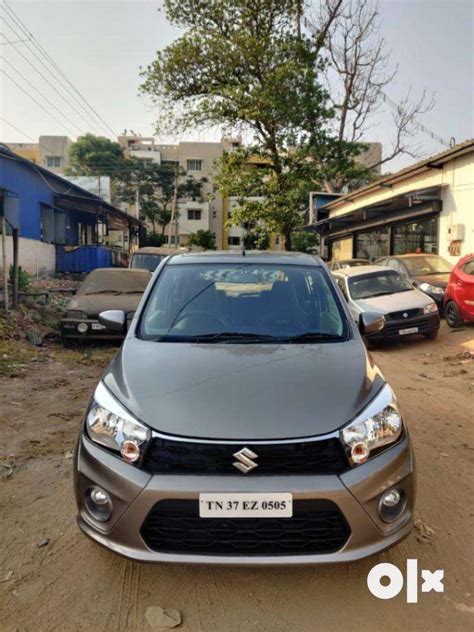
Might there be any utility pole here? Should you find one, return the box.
[168,159,179,247]
[1,216,9,313]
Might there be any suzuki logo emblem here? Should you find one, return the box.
[233,447,258,474]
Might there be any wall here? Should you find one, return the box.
[0,235,56,276]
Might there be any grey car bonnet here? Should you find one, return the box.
[102,337,385,440]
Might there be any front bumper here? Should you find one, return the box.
[61,319,124,341]
[74,434,415,565]
[367,313,440,342]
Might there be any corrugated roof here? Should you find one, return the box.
[0,144,142,224]
[322,139,474,211]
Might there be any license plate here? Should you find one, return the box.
[199,493,293,518]
[399,327,418,335]
[91,323,106,330]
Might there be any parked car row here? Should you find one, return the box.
[328,253,474,341]
[60,251,473,344]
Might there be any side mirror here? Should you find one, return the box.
[99,310,127,333]
[359,312,385,335]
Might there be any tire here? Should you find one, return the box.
[445,301,463,329]
[423,329,439,340]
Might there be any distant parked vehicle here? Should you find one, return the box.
[61,268,151,341]
[444,253,474,328]
[130,247,184,272]
[333,265,440,344]
[374,254,453,312]
[328,258,370,271]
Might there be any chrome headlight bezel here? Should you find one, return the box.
[340,384,403,466]
[423,302,439,315]
[85,382,151,463]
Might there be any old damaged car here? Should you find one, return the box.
[61,268,151,341]
[74,252,414,565]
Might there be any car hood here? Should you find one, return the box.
[66,293,143,317]
[413,273,450,288]
[102,338,385,440]
[355,288,431,314]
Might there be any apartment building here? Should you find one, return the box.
[6,136,72,174]
[118,134,240,248]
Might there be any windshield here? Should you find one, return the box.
[78,269,151,295]
[139,263,348,342]
[131,253,163,272]
[403,255,453,275]
[348,270,413,300]
[340,260,370,268]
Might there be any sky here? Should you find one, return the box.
[1,0,473,173]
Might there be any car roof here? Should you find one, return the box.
[133,247,185,255]
[333,264,393,277]
[166,250,323,266]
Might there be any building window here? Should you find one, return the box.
[392,217,438,255]
[228,236,241,246]
[354,227,390,261]
[46,156,61,168]
[187,209,202,220]
[212,210,217,218]
[186,159,202,171]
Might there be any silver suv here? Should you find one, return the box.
[74,252,414,564]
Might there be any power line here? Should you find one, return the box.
[0,8,111,138]
[0,116,36,141]
[1,56,83,135]
[2,0,117,139]
[1,68,79,136]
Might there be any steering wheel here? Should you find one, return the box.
[172,311,226,334]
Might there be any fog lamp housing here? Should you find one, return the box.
[85,486,112,522]
[378,487,406,523]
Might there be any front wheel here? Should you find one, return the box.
[445,301,463,328]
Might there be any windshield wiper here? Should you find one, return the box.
[154,332,281,343]
[282,332,346,343]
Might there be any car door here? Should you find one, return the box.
[335,275,359,323]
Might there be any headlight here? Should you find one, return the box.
[341,384,403,465]
[419,283,444,295]
[65,310,88,319]
[86,382,151,463]
[423,302,438,314]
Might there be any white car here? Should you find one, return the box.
[332,265,440,343]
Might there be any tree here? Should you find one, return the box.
[243,226,271,250]
[317,0,434,190]
[65,134,126,176]
[188,229,216,250]
[140,0,361,250]
[115,159,176,236]
[291,231,319,253]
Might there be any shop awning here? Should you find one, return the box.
[306,186,443,239]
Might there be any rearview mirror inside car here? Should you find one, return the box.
[359,312,385,335]
[99,310,127,333]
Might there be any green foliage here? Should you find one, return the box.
[146,232,166,247]
[242,225,271,250]
[9,265,31,291]
[66,134,125,176]
[140,0,365,249]
[291,231,319,254]
[188,229,216,250]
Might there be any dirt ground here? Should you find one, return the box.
[1,322,473,632]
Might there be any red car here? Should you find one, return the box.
[444,253,474,327]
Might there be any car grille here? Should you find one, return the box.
[376,314,438,337]
[141,437,349,476]
[140,499,351,556]
[386,308,423,321]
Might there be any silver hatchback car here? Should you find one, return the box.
[332,265,440,344]
[74,252,414,565]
